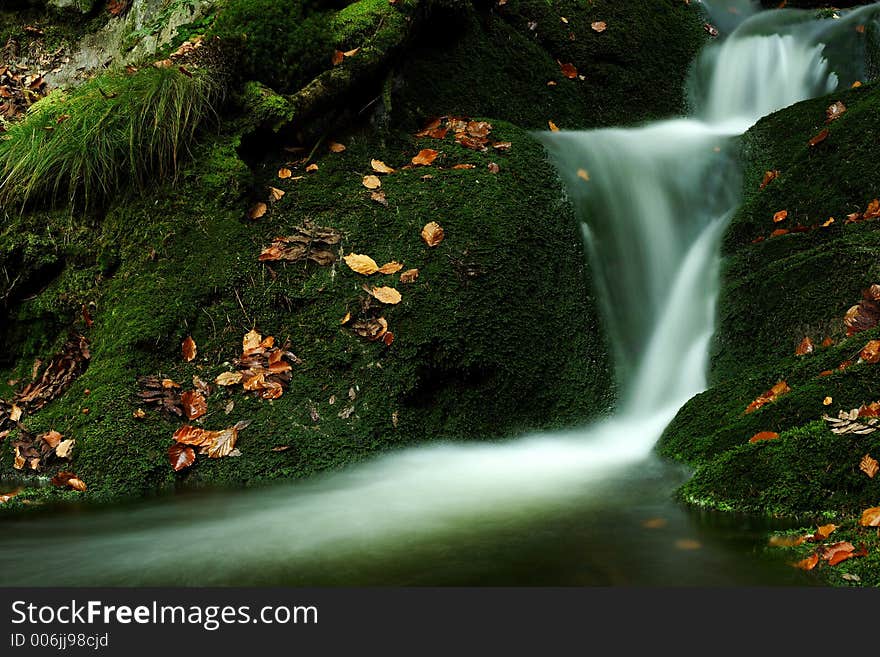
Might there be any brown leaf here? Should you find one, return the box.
[760,170,779,189]
[813,524,837,540]
[331,50,344,65]
[169,444,196,472]
[215,371,243,386]
[182,336,197,362]
[51,471,86,492]
[808,128,829,147]
[745,381,791,414]
[344,253,380,275]
[795,337,813,356]
[248,202,267,220]
[180,390,207,420]
[328,142,346,153]
[860,339,880,364]
[383,331,395,346]
[362,175,381,190]
[306,163,319,173]
[412,149,439,166]
[0,487,22,504]
[821,541,857,566]
[860,506,880,527]
[371,159,396,174]
[368,286,402,305]
[378,262,403,275]
[352,317,388,341]
[860,454,879,478]
[825,101,847,123]
[421,221,445,247]
[749,431,779,444]
[399,268,419,284]
[558,61,578,79]
[487,162,500,174]
[792,553,819,571]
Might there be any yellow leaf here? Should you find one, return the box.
[369,286,402,305]
[823,396,833,406]
[278,167,292,179]
[329,142,346,153]
[215,371,243,386]
[421,221,445,247]
[344,253,379,275]
[247,202,267,220]
[268,187,285,201]
[378,261,403,275]
[371,159,396,174]
[242,329,262,354]
[362,175,382,190]
[548,120,560,132]
[306,163,319,173]
[577,169,590,182]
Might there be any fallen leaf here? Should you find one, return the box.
[577,169,590,182]
[243,329,262,354]
[795,337,813,356]
[821,541,858,566]
[860,454,879,478]
[344,253,380,275]
[399,268,419,283]
[340,311,351,325]
[745,381,791,414]
[371,159,396,174]
[50,472,86,492]
[823,396,833,406]
[749,431,779,444]
[760,170,779,189]
[352,317,388,341]
[642,518,667,529]
[180,390,207,421]
[0,488,22,504]
[860,339,880,364]
[825,101,847,123]
[412,149,439,166]
[272,445,291,452]
[343,47,359,58]
[331,50,344,65]
[383,331,395,346]
[329,142,346,153]
[182,336,197,362]
[247,202,267,220]
[487,162,500,174]
[268,187,285,202]
[773,210,788,223]
[306,163,319,173]
[55,439,75,460]
[278,168,292,179]
[368,286,402,305]
[860,506,880,527]
[10,405,22,422]
[769,534,806,547]
[865,199,880,220]
[814,524,837,540]
[792,553,819,571]
[558,61,578,79]
[421,221,445,247]
[378,262,403,275]
[591,21,607,33]
[169,444,195,472]
[808,128,830,147]
[362,175,381,190]
[133,408,147,419]
[371,190,388,206]
[215,371,243,386]
[451,163,476,170]
[548,120,560,132]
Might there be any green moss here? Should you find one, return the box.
[392,0,706,131]
[0,117,612,502]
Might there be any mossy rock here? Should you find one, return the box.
[0,117,613,502]
[658,82,880,518]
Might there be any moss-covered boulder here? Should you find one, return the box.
[659,82,880,519]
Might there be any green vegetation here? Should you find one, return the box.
[0,66,224,209]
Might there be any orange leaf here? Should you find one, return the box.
[768,534,806,547]
[773,210,788,223]
[860,506,880,526]
[180,390,207,420]
[558,61,578,79]
[760,170,779,189]
[577,169,590,182]
[865,199,880,219]
[749,431,779,444]
[591,21,607,33]
[182,336,197,362]
[378,262,403,275]
[331,50,344,65]
[371,159,396,174]
[548,120,560,132]
[821,541,856,565]
[770,228,789,237]
[368,286,402,305]
[50,471,87,492]
[814,524,837,540]
[268,187,285,201]
[421,221,444,247]
[745,381,791,414]
[808,128,829,147]
[306,163,319,173]
[860,339,880,364]
[412,149,439,166]
[383,331,395,346]
[792,553,819,570]
[328,142,346,153]
[859,454,878,478]
[825,101,846,123]
[247,202,267,220]
[795,337,813,356]
[169,444,195,472]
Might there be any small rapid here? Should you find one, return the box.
[1,1,878,585]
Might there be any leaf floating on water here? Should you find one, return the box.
[169,444,195,472]
[421,221,445,247]
[674,539,702,551]
[577,169,590,182]
[182,336,197,362]
[344,253,380,275]
[642,518,667,529]
[548,120,560,132]
[860,454,879,478]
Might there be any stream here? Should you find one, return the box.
[1,0,878,586]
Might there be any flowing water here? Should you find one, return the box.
[1,1,879,586]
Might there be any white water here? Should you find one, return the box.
[3,3,880,584]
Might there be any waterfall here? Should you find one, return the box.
[1,4,878,585]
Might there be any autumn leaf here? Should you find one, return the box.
[745,381,791,414]
[821,541,860,566]
[383,332,395,346]
[859,454,878,478]
[794,337,813,356]
[169,444,195,472]
[823,396,833,406]
[548,120,560,132]
[674,539,702,551]
[180,390,207,421]
[421,221,445,247]
[792,553,819,571]
[182,336,197,362]
[808,128,829,147]
[344,253,380,275]
[378,262,403,275]
[331,50,344,65]
[305,163,319,173]
[268,187,285,202]
[362,175,381,190]
[860,339,880,364]
[278,167,292,179]
[769,534,806,547]
[328,142,346,153]
[865,199,880,220]
[773,210,788,223]
[55,438,75,460]
[860,506,880,527]
[399,268,419,283]
[215,371,243,386]
[813,524,837,541]
[368,286,402,305]
[371,190,388,206]
[825,101,846,123]
[577,169,590,182]
[591,21,607,33]
[412,149,439,166]
[352,317,388,341]
[558,61,578,79]
[760,170,779,189]
[371,159,396,174]
[748,431,779,444]
[247,202,267,220]
[0,487,22,504]
[50,472,86,492]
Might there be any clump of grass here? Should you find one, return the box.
[0,65,223,210]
